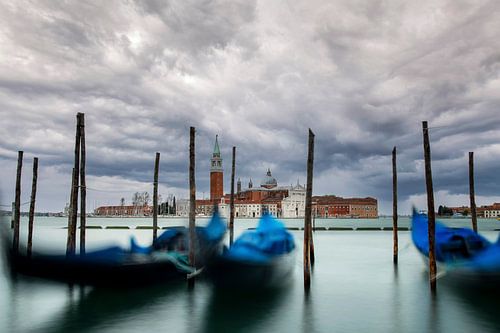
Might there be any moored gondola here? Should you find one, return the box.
[2,212,226,287]
[207,213,296,289]
[411,209,500,288]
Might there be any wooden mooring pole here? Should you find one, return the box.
[392,147,398,264]
[13,151,23,254]
[422,121,437,293]
[153,152,160,241]
[79,113,86,255]
[27,157,38,258]
[67,114,81,256]
[229,146,236,246]
[10,201,15,229]
[469,152,477,232]
[67,167,76,254]
[310,210,315,266]
[188,127,196,288]
[304,129,315,290]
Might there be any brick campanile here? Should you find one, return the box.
[210,135,223,202]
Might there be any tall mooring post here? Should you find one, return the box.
[229,146,236,246]
[13,151,23,255]
[67,167,76,253]
[392,147,398,264]
[67,114,81,256]
[27,157,38,257]
[188,126,196,288]
[469,152,478,232]
[153,152,160,241]
[422,121,437,293]
[304,129,315,291]
[79,113,86,255]
[10,202,15,229]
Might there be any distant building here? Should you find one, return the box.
[448,206,469,216]
[94,204,152,216]
[483,203,500,218]
[445,203,500,218]
[95,136,378,218]
[172,135,378,219]
[281,183,306,218]
[176,199,190,217]
[312,196,378,218]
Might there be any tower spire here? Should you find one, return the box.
[213,134,221,157]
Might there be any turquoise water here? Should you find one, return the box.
[1,217,500,332]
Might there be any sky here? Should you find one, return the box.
[1,0,500,214]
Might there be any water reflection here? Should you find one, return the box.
[442,280,500,331]
[30,282,185,333]
[426,292,440,333]
[302,291,315,333]
[391,264,402,333]
[200,286,290,333]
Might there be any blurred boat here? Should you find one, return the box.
[207,213,296,289]
[2,212,226,287]
[411,209,500,287]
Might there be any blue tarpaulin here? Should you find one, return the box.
[130,211,226,254]
[224,213,295,263]
[411,210,500,272]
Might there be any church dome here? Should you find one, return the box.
[260,169,277,189]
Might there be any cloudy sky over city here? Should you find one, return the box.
[1,0,500,214]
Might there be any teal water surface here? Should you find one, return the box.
[1,216,500,332]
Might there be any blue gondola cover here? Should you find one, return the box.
[224,213,295,263]
[411,209,500,273]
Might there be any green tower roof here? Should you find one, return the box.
[213,135,221,157]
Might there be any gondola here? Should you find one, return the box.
[411,209,500,288]
[206,213,296,289]
[2,212,226,287]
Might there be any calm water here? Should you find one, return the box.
[1,216,500,333]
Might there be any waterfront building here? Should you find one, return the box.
[281,182,306,218]
[483,203,500,218]
[180,135,379,219]
[94,204,152,216]
[175,199,190,217]
[95,135,377,218]
[440,203,500,218]
[312,196,378,218]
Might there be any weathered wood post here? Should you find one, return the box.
[67,114,81,256]
[469,152,477,232]
[422,121,437,293]
[304,129,315,290]
[10,202,15,229]
[229,146,236,246]
[79,113,86,255]
[310,210,315,266]
[392,146,398,264]
[188,127,196,288]
[153,152,160,241]
[13,151,23,254]
[67,167,75,252]
[27,157,38,257]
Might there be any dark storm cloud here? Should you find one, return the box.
[1,0,500,212]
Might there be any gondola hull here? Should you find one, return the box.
[206,214,296,289]
[2,212,227,287]
[7,251,189,287]
[206,250,296,289]
[411,209,500,290]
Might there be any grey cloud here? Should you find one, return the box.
[1,0,500,213]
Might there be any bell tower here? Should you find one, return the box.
[210,135,223,202]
